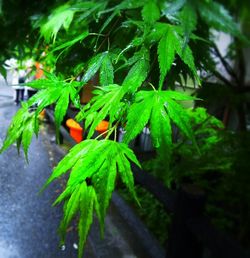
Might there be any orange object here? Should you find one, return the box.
[35,62,44,79]
[39,109,46,120]
[66,119,83,143]
[96,120,109,134]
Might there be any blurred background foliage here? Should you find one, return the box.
[0,0,250,250]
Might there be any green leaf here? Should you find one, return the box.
[179,4,197,42]
[198,1,247,41]
[124,90,197,150]
[21,117,34,162]
[92,157,117,233]
[26,77,81,92]
[66,141,111,188]
[176,43,199,83]
[142,1,160,24]
[0,106,30,153]
[116,144,139,204]
[29,87,62,133]
[0,65,7,78]
[98,9,119,34]
[54,87,70,140]
[85,141,140,216]
[76,85,125,138]
[146,22,169,44]
[84,112,97,129]
[52,30,89,53]
[0,1,2,16]
[150,94,172,148]
[115,37,144,64]
[101,0,146,14]
[69,85,81,109]
[75,2,106,24]
[16,136,22,155]
[57,200,69,245]
[53,187,72,207]
[27,88,55,107]
[116,47,148,72]
[27,78,81,134]
[56,182,100,258]
[42,140,97,190]
[46,139,140,257]
[122,49,149,91]
[166,98,195,145]
[56,185,81,244]
[124,91,153,144]
[27,83,64,108]
[0,105,40,161]
[78,184,98,258]
[100,53,114,86]
[162,0,186,17]
[81,52,107,84]
[26,79,55,90]
[157,24,200,86]
[158,26,178,88]
[41,4,75,42]
[63,184,81,227]
[122,143,142,168]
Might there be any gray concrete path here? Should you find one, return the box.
[0,85,87,258]
[0,82,161,258]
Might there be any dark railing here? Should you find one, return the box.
[132,162,249,258]
[46,108,250,258]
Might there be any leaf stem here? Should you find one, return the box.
[64,76,76,83]
[107,37,110,51]
[105,121,119,140]
[114,126,117,142]
[149,82,156,91]
[89,33,106,37]
[95,129,110,140]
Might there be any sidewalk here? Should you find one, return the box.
[0,83,162,258]
[0,85,89,258]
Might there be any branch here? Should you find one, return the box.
[200,62,235,88]
[96,16,121,53]
[212,70,236,88]
[236,41,246,87]
[211,43,239,84]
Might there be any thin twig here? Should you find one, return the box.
[213,70,235,88]
[95,16,121,53]
[212,43,239,82]
[114,126,117,142]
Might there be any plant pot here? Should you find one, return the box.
[96,120,109,135]
[66,119,83,143]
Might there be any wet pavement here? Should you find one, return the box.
[0,82,163,258]
[0,85,84,258]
